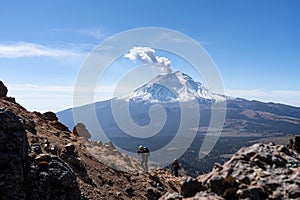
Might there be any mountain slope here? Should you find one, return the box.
[129,71,214,103]
[58,71,300,139]
[0,83,181,200]
[56,71,300,178]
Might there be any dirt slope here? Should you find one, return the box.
[0,93,180,200]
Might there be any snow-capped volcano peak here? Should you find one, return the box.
[129,71,213,103]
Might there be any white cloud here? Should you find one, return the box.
[124,46,172,74]
[0,42,86,59]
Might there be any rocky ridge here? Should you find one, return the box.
[160,141,300,199]
[0,82,180,200]
[0,108,82,199]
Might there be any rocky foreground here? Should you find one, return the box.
[1,81,300,200]
[0,81,181,199]
[161,140,300,200]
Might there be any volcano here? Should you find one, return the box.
[57,71,300,142]
[129,71,214,103]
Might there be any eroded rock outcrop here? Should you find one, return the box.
[0,108,83,200]
[0,108,28,199]
[161,142,300,200]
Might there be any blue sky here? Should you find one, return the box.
[0,0,299,111]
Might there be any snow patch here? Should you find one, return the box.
[128,71,224,103]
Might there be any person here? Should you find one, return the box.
[172,159,180,177]
[137,145,150,172]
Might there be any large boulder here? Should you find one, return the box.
[60,143,85,170]
[0,81,8,97]
[73,123,91,140]
[0,108,28,199]
[0,108,84,200]
[25,154,83,200]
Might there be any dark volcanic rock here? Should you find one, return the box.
[288,136,300,154]
[0,108,83,200]
[0,108,28,199]
[0,81,8,97]
[180,177,202,198]
[43,111,58,121]
[60,143,85,169]
[25,154,82,200]
[24,118,36,134]
[146,187,161,200]
[43,111,70,131]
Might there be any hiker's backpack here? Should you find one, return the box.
[143,147,149,153]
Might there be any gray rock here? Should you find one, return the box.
[0,108,28,199]
[0,108,84,200]
[192,142,300,199]
[73,123,91,140]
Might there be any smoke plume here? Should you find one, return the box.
[124,47,172,74]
